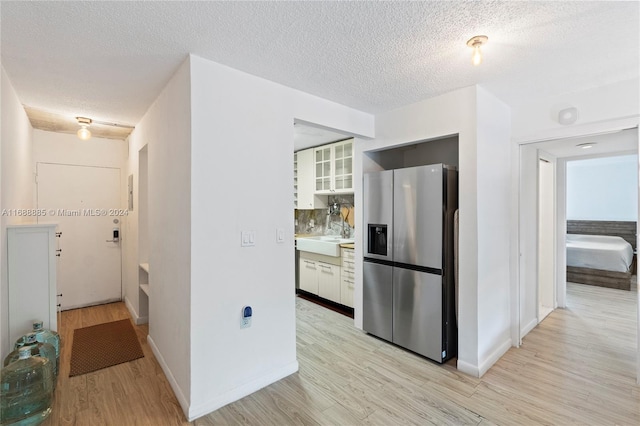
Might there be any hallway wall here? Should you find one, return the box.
[0,68,35,358]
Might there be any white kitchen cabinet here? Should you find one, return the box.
[317,262,341,303]
[8,224,59,346]
[314,139,354,194]
[298,250,342,304]
[340,248,355,307]
[296,148,327,210]
[299,255,319,294]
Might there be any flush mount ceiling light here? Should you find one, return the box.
[466,35,488,66]
[576,142,596,149]
[76,117,92,141]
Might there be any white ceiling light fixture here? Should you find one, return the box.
[466,35,488,66]
[76,117,92,140]
[576,142,596,149]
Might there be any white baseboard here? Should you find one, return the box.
[187,360,300,421]
[124,296,148,325]
[521,317,538,339]
[457,338,513,378]
[147,335,190,418]
[478,338,512,377]
[457,359,480,377]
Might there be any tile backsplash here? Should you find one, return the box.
[295,195,354,238]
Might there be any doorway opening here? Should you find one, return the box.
[293,120,356,317]
[518,126,639,382]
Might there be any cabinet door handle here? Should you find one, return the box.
[303,260,315,265]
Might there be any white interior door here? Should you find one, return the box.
[37,163,122,310]
[538,156,555,322]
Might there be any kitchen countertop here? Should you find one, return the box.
[340,243,355,249]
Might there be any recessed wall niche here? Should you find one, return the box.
[364,135,459,172]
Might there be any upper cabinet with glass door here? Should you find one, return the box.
[314,139,354,194]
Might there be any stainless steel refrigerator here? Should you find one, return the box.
[363,164,457,363]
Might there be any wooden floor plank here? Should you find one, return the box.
[43,280,638,425]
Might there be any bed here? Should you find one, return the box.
[566,220,637,291]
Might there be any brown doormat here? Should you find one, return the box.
[69,319,144,377]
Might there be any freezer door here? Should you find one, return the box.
[393,164,443,269]
[363,261,393,341]
[364,170,393,261]
[392,267,443,362]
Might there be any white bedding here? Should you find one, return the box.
[566,234,634,273]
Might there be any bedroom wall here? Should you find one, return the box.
[566,155,638,221]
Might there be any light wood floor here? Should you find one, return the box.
[45,282,639,425]
[41,303,188,426]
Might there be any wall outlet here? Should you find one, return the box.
[241,306,252,329]
[241,317,251,329]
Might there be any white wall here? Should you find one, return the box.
[518,144,540,339]
[124,58,193,410]
[512,79,640,142]
[188,54,374,419]
[567,155,638,221]
[32,129,127,169]
[538,156,556,321]
[475,87,512,372]
[363,85,512,377]
[1,68,35,358]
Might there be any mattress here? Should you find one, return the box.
[566,234,634,273]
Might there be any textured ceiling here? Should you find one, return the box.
[1,1,638,128]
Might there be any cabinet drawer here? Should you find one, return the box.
[342,249,355,260]
[342,260,355,272]
[341,269,354,281]
[340,277,354,308]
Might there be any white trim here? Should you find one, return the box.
[510,141,521,347]
[457,339,516,378]
[187,361,300,421]
[555,160,567,309]
[456,359,480,377]
[514,115,639,145]
[636,126,640,385]
[61,297,121,312]
[148,335,190,419]
[124,296,148,325]
[478,339,512,377]
[521,317,538,339]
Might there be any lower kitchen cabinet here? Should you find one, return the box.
[298,250,342,305]
[317,262,340,303]
[340,248,355,307]
[299,257,319,294]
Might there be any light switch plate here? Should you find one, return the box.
[276,228,285,243]
[241,230,256,247]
